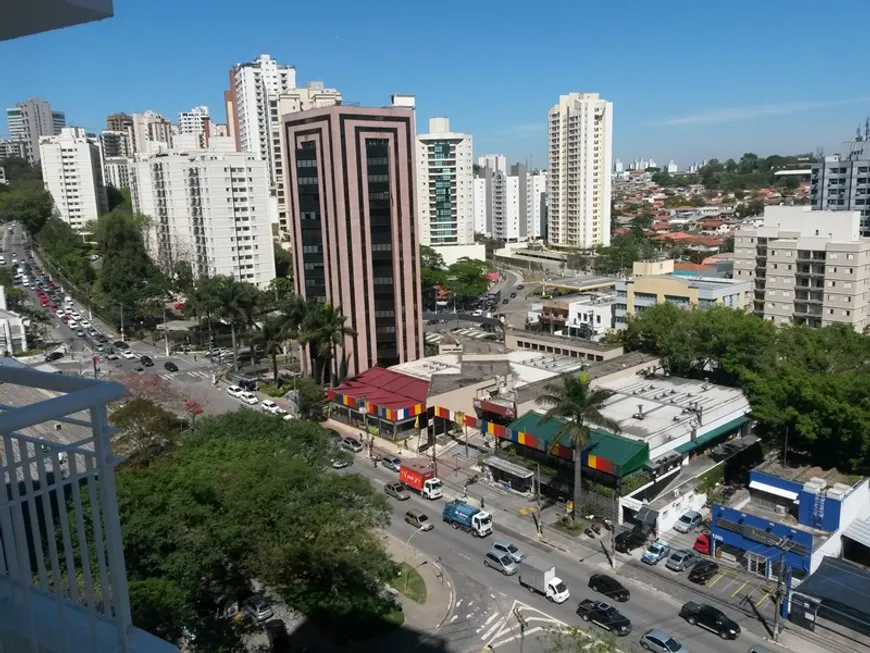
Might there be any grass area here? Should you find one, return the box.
[551,515,589,537]
[394,562,427,604]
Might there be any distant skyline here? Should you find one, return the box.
[2,0,869,168]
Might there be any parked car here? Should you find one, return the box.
[384,481,410,501]
[260,399,287,415]
[680,601,740,640]
[674,510,703,533]
[638,629,688,653]
[689,560,720,584]
[380,454,402,471]
[588,573,630,602]
[483,551,518,576]
[139,355,154,367]
[666,549,699,572]
[641,540,671,565]
[226,385,244,398]
[491,541,525,564]
[693,532,711,555]
[163,361,179,372]
[244,596,274,622]
[331,457,350,469]
[404,509,433,531]
[239,391,258,405]
[340,437,363,453]
[615,528,647,553]
[44,351,64,362]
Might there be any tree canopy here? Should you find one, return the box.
[107,411,394,649]
[623,303,870,473]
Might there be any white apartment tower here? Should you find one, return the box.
[547,92,613,247]
[6,98,65,164]
[130,148,276,289]
[39,127,107,232]
[227,54,296,185]
[103,158,130,189]
[478,154,507,175]
[416,117,474,247]
[129,110,172,155]
[178,106,210,147]
[271,81,343,234]
[474,160,547,241]
[100,130,130,158]
[527,170,547,239]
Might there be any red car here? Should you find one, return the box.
[61,315,69,323]
[48,281,56,289]
[693,533,711,556]
[174,302,184,311]
[40,298,49,307]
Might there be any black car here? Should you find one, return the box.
[44,351,64,362]
[113,340,129,350]
[689,560,720,584]
[140,355,154,367]
[615,528,647,553]
[576,600,632,636]
[163,361,179,372]
[680,601,740,640]
[588,574,630,602]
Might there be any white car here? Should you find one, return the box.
[260,400,287,415]
[226,385,243,398]
[122,350,139,361]
[106,352,120,360]
[239,391,258,405]
[67,319,78,328]
[283,413,297,422]
[56,309,65,317]
[80,320,91,328]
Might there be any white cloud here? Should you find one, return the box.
[650,97,870,127]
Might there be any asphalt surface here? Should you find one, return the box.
[340,455,776,653]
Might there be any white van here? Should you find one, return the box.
[64,296,73,306]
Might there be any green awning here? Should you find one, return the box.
[675,416,750,454]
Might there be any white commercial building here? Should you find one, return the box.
[227,54,296,186]
[130,147,276,289]
[667,160,678,174]
[129,110,172,155]
[271,81,342,234]
[416,117,474,249]
[177,105,210,147]
[39,127,107,232]
[103,157,130,189]
[547,92,613,247]
[6,98,65,164]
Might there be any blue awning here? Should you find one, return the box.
[676,416,749,454]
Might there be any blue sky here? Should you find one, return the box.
[3,0,870,168]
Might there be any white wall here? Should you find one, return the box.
[432,243,486,266]
[473,177,487,236]
[658,490,707,534]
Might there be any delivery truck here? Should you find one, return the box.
[399,461,443,500]
[518,556,570,603]
[441,499,493,537]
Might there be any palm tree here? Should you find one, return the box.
[183,276,220,350]
[280,294,311,374]
[211,276,257,370]
[252,314,290,382]
[537,375,621,521]
[299,303,355,385]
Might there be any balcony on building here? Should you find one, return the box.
[0,359,179,653]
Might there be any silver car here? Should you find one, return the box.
[483,551,518,576]
[666,549,699,572]
[639,628,688,653]
[673,510,702,533]
[491,541,525,564]
[381,454,401,471]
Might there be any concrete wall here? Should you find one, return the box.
[658,490,707,534]
[428,379,498,416]
[433,243,487,266]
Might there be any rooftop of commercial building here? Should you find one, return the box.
[540,275,618,292]
[620,274,748,293]
[505,328,621,352]
[593,374,751,447]
[753,457,858,488]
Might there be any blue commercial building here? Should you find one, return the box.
[710,458,868,582]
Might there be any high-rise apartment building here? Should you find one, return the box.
[416,117,474,247]
[270,81,343,234]
[811,142,870,236]
[6,98,65,164]
[547,92,613,247]
[473,160,547,241]
[178,106,210,147]
[129,110,172,155]
[281,101,423,377]
[106,112,133,133]
[130,147,276,288]
[39,127,107,232]
[226,54,296,185]
[0,139,30,162]
[100,130,130,158]
[103,158,130,189]
[733,206,870,331]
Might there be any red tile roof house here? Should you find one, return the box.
[327,367,429,441]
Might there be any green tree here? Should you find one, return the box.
[94,210,157,311]
[545,626,641,652]
[295,376,327,419]
[0,180,54,234]
[273,241,293,279]
[252,313,289,381]
[211,276,258,369]
[299,302,356,384]
[111,397,182,465]
[537,375,622,520]
[444,257,489,308]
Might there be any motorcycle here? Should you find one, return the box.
[584,527,597,538]
[602,518,614,531]
[591,523,602,535]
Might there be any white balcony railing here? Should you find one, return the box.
[0,363,179,653]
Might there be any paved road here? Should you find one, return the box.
[340,456,774,653]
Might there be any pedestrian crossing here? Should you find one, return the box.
[159,369,212,381]
[426,328,498,345]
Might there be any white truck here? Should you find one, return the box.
[518,555,570,603]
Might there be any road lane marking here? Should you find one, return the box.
[483,612,499,627]
[706,572,725,587]
[756,592,771,608]
[480,616,506,641]
[456,552,472,561]
[732,580,750,597]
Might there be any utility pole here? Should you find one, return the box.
[513,607,528,653]
[119,304,125,342]
[536,463,542,510]
[773,536,793,642]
